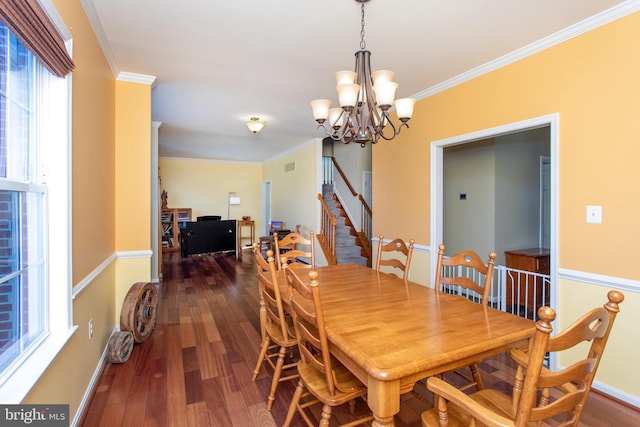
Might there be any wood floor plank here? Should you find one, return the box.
[224,390,254,426]
[186,401,210,427]
[191,307,218,379]
[202,377,233,425]
[166,324,188,426]
[121,362,150,426]
[143,357,167,427]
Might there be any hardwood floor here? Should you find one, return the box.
[80,249,639,426]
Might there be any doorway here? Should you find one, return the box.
[430,114,558,323]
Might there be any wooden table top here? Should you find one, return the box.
[307,264,535,380]
[286,263,536,426]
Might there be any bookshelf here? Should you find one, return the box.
[161,208,192,252]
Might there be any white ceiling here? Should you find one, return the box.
[82,0,631,163]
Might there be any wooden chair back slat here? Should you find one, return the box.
[274,230,315,270]
[375,235,415,281]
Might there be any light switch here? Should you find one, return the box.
[586,205,602,224]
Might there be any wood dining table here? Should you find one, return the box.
[285,263,536,427]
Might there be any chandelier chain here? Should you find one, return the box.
[360,1,366,50]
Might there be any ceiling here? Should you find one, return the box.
[82,0,629,163]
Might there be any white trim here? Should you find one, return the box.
[116,249,154,259]
[430,114,560,367]
[70,327,117,427]
[412,1,640,101]
[78,0,119,77]
[591,378,640,409]
[117,72,157,86]
[38,0,72,40]
[72,253,117,299]
[73,250,154,300]
[559,268,640,294]
[0,326,77,403]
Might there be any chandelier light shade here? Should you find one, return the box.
[310,0,416,147]
[246,117,266,134]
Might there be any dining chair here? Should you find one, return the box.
[282,267,374,427]
[375,234,415,281]
[250,244,299,411]
[439,243,498,389]
[274,230,315,270]
[258,221,285,255]
[413,244,497,403]
[421,290,624,427]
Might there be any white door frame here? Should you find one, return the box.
[430,113,559,363]
[261,179,272,236]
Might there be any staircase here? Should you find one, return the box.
[322,184,368,266]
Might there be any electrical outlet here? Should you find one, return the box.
[88,319,93,340]
[586,205,602,224]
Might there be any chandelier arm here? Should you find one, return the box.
[320,109,354,142]
[377,113,401,141]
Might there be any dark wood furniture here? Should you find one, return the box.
[421,290,624,427]
[292,263,535,426]
[237,219,255,248]
[505,247,551,313]
[179,220,236,257]
[258,221,286,256]
[161,207,191,253]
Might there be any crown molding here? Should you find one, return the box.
[413,1,640,100]
[117,72,157,86]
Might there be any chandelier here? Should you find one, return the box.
[310,0,416,147]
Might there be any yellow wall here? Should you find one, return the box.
[262,141,322,238]
[25,263,117,417]
[52,0,116,283]
[115,80,152,251]
[159,158,263,231]
[114,79,153,319]
[373,12,640,400]
[159,141,322,246]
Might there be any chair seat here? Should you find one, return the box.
[421,389,524,427]
[297,360,367,406]
[264,318,297,347]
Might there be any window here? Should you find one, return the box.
[0,18,73,402]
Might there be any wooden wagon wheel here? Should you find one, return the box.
[120,282,158,343]
[106,331,135,363]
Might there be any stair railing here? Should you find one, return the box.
[317,194,337,265]
[329,157,373,260]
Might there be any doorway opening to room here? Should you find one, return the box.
[430,114,558,327]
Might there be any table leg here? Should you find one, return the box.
[368,377,399,427]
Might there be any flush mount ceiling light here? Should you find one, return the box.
[310,0,416,147]
[246,117,266,134]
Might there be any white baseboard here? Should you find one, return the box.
[71,327,118,427]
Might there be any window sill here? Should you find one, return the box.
[0,326,78,403]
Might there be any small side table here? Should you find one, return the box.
[238,220,255,249]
